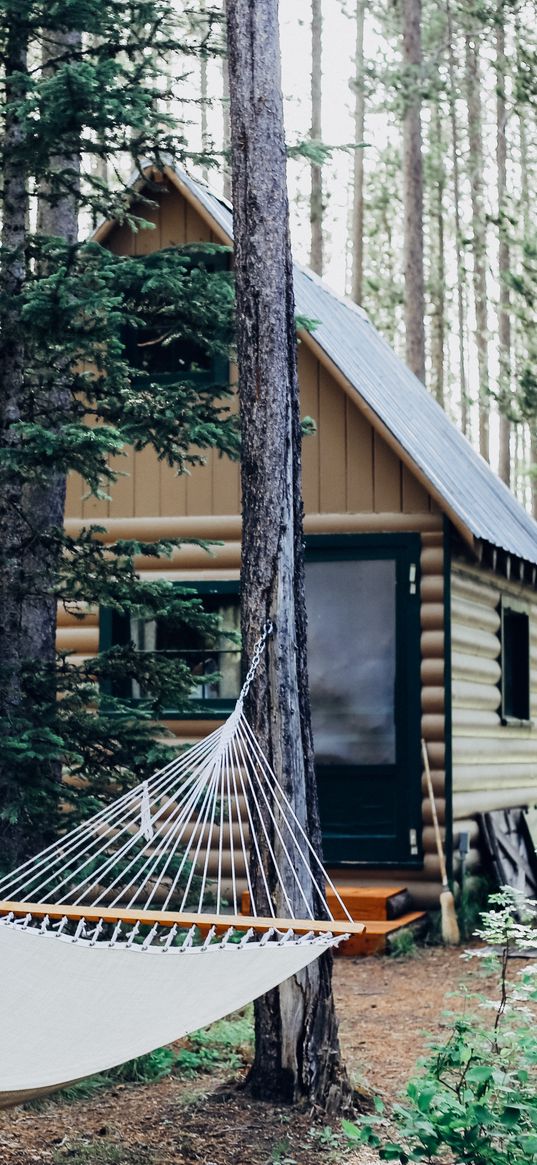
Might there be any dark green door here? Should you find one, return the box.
[305,534,422,867]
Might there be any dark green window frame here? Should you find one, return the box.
[99,579,241,721]
[500,596,531,725]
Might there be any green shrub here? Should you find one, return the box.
[344,888,537,1165]
[388,927,417,958]
[106,1046,176,1083]
[174,1010,253,1077]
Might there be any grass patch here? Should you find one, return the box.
[173,1010,254,1077]
[29,1009,254,1111]
[52,1142,156,1165]
[388,926,417,958]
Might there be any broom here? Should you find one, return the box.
[421,738,460,946]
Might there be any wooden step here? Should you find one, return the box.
[339,911,426,956]
[240,886,427,956]
[326,885,412,921]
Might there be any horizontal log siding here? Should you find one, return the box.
[58,514,444,909]
[451,561,537,864]
[61,178,452,907]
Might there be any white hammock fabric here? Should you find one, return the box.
[0,627,360,1104]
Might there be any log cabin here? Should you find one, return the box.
[63,165,537,942]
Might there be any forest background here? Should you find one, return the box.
[185,0,537,513]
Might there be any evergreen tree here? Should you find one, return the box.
[0,0,237,870]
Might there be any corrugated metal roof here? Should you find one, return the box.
[173,167,537,567]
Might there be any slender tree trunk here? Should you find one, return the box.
[310,0,323,274]
[496,13,511,486]
[428,105,445,407]
[0,23,81,866]
[351,0,365,304]
[465,33,490,461]
[402,0,426,382]
[0,10,31,865]
[514,28,535,515]
[225,0,352,1113]
[200,1,209,183]
[445,0,468,435]
[32,26,80,671]
[221,49,230,200]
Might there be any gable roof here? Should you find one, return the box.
[113,165,537,571]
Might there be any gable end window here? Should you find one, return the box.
[500,598,531,724]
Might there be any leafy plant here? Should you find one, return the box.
[270,1139,297,1165]
[344,888,537,1165]
[388,926,417,958]
[174,1010,253,1077]
[106,1046,177,1084]
[308,1124,344,1149]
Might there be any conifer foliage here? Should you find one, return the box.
[0,1,237,869]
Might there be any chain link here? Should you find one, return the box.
[238,619,274,704]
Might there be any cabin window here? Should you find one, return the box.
[500,598,531,723]
[100,583,241,717]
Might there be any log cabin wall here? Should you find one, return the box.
[60,179,448,908]
[451,559,537,874]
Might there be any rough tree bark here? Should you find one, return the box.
[225,0,352,1113]
[0,22,80,864]
[0,9,31,865]
[200,0,209,183]
[516,72,537,515]
[496,12,511,487]
[402,0,426,383]
[428,104,445,408]
[310,0,323,274]
[351,0,365,304]
[445,0,468,435]
[465,32,490,462]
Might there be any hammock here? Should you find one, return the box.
[0,625,362,1106]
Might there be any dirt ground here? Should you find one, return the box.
[0,946,490,1165]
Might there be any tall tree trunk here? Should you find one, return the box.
[445,0,468,435]
[200,1,209,183]
[310,0,323,274]
[0,9,31,865]
[221,39,230,202]
[402,0,426,382]
[428,104,446,407]
[465,33,490,461]
[496,12,511,486]
[515,32,536,515]
[351,0,365,304]
[225,0,352,1113]
[0,23,81,866]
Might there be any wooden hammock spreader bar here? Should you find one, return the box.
[0,900,365,939]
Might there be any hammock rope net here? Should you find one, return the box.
[0,625,362,1103]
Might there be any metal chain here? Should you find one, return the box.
[238,619,274,704]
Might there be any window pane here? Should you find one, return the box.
[502,606,530,721]
[306,559,397,765]
[155,595,241,703]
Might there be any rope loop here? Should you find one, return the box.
[238,619,274,706]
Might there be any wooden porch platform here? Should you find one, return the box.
[328,885,426,955]
[242,886,427,956]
